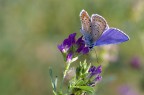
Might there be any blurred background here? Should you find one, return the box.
[0,0,144,95]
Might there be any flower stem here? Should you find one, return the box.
[63,62,71,78]
[60,62,71,92]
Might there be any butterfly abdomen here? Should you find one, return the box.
[84,37,94,49]
[80,29,94,49]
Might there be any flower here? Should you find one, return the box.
[130,55,141,69]
[76,36,89,54]
[58,33,89,62]
[88,65,102,86]
[66,52,73,63]
[58,33,76,53]
[89,66,102,77]
[118,85,139,95]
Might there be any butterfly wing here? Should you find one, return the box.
[95,28,130,46]
[91,14,109,42]
[80,9,92,34]
[80,10,94,48]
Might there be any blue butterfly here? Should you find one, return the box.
[80,9,130,49]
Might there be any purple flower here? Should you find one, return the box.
[76,36,85,46]
[68,33,76,44]
[89,65,102,76]
[58,33,90,62]
[81,47,89,54]
[88,65,102,86]
[76,36,89,54]
[130,56,141,69]
[95,75,102,81]
[118,85,139,95]
[58,33,76,53]
[66,52,73,63]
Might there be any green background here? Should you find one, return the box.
[0,0,144,95]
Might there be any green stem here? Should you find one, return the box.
[60,61,71,92]
[63,62,71,78]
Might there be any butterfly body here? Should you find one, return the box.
[80,29,94,49]
[80,9,129,49]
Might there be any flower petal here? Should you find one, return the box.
[88,66,96,73]
[63,38,71,48]
[76,44,85,53]
[66,52,73,63]
[88,65,102,77]
[82,47,89,54]
[68,33,76,44]
[57,44,63,52]
[95,65,102,74]
[76,36,84,45]
[95,75,102,82]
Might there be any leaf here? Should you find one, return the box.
[86,63,91,73]
[72,86,95,93]
[70,56,78,63]
[49,67,56,92]
[55,76,58,88]
[76,80,85,85]
[76,66,81,78]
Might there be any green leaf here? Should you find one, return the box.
[83,60,87,69]
[53,91,57,95]
[57,91,63,95]
[86,63,91,73]
[72,86,95,93]
[76,80,85,85]
[70,56,78,63]
[55,76,58,88]
[76,67,80,78]
[49,67,56,92]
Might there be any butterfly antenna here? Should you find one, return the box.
[94,48,99,64]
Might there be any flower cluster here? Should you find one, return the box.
[88,65,102,86]
[69,61,102,94]
[58,33,89,63]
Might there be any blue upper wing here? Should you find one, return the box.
[95,28,130,46]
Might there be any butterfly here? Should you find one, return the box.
[80,9,130,49]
